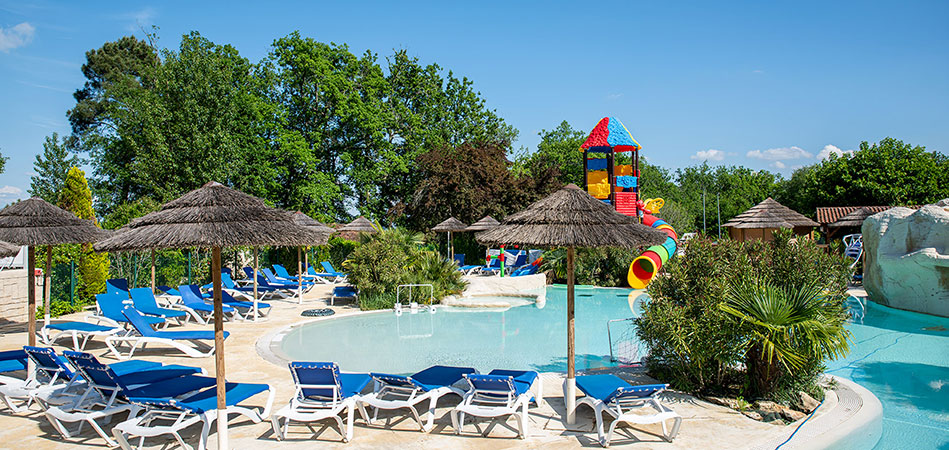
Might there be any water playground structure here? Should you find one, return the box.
[580,117,679,288]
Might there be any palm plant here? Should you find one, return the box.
[720,279,851,397]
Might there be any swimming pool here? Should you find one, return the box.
[829,298,949,449]
[276,285,644,374]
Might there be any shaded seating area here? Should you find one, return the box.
[722,198,818,241]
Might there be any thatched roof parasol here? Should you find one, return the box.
[722,197,818,229]
[0,240,19,258]
[94,181,328,449]
[0,197,112,245]
[476,185,668,249]
[432,217,468,232]
[95,182,328,251]
[432,217,468,261]
[828,207,875,227]
[465,215,500,232]
[475,183,667,425]
[292,211,335,235]
[339,216,377,234]
[0,197,113,347]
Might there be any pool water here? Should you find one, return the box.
[829,298,949,449]
[278,286,644,374]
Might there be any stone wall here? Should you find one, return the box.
[0,269,28,328]
[862,200,949,317]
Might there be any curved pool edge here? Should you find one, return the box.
[255,308,391,368]
[749,375,883,450]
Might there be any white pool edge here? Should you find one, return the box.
[749,375,883,450]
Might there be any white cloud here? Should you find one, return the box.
[691,149,726,161]
[746,146,813,160]
[0,22,35,52]
[770,161,787,169]
[752,69,764,74]
[606,93,624,100]
[816,144,854,161]
[0,186,23,196]
[119,7,157,32]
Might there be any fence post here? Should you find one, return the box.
[70,260,75,305]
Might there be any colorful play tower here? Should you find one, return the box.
[580,117,678,289]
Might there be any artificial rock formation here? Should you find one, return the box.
[862,199,949,317]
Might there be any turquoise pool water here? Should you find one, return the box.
[829,298,949,449]
[278,286,642,374]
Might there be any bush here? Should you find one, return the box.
[636,230,851,400]
[345,228,467,310]
[539,247,636,287]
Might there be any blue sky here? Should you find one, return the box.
[1,0,947,203]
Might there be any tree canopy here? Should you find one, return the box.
[29,133,81,203]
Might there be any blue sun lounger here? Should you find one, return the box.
[575,374,681,447]
[129,288,188,323]
[177,285,238,324]
[0,349,27,383]
[41,320,125,352]
[95,293,165,328]
[450,372,536,439]
[319,261,347,281]
[360,365,477,432]
[271,362,372,442]
[221,290,270,319]
[44,351,213,446]
[114,382,275,450]
[330,286,358,305]
[105,307,229,359]
[106,278,130,297]
[242,267,296,296]
[306,264,337,282]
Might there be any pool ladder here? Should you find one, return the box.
[395,284,436,316]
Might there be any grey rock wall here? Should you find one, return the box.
[862,200,949,317]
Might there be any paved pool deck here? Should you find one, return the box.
[0,284,868,449]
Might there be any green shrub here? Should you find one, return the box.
[345,228,467,310]
[636,230,852,400]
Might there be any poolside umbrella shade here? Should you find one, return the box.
[288,211,333,304]
[0,240,19,258]
[476,184,666,424]
[432,217,468,261]
[95,181,328,450]
[339,216,377,234]
[465,215,500,232]
[0,198,112,346]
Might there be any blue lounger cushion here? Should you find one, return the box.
[0,349,27,373]
[130,382,270,414]
[371,365,475,392]
[97,293,165,327]
[130,288,188,319]
[290,362,371,400]
[488,369,537,391]
[44,321,118,333]
[122,307,229,341]
[575,374,667,404]
[465,374,530,396]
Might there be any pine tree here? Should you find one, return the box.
[58,167,108,302]
[0,149,7,174]
[29,133,80,202]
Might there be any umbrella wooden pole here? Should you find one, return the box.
[211,246,228,449]
[297,247,303,304]
[150,249,156,293]
[43,246,52,328]
[448,231,453,261]
[565,245,577,424]
[253,248,259,321]
[27,246,36,346]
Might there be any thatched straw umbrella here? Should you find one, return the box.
[465,215,500,232]
[0,198,112,346]
[722,197,818,241]
[476,184,666,424]
[0,240,19,258]
[432,217,468,261]
[339,216,377,234]
[284,211,332,304]
[95,181,327,449]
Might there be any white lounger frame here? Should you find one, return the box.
[105,334,217,360]
[450,378,532,439]
[111,387,275,450]
[359,380,465,432]
[577,390,682,447]
[270,381,369,442]
[40,321,126,352]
